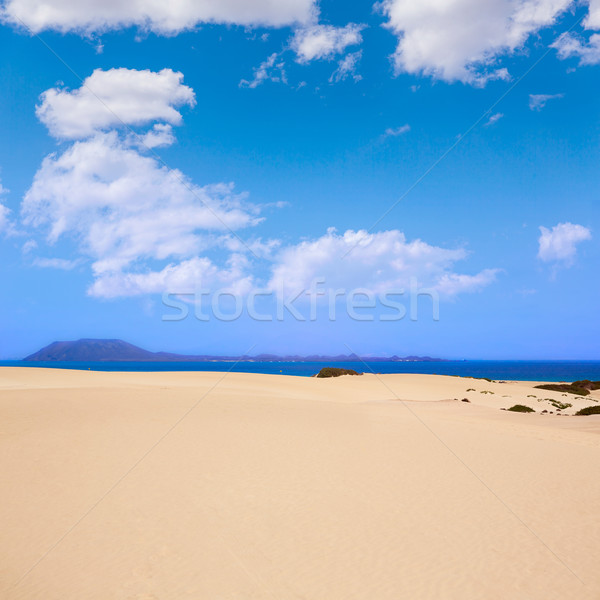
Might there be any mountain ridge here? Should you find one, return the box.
[24,339,445,363]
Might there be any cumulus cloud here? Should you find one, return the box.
[21,139,499,298]
[239,52,288,89]
[528,93,564,110]
[552,31,600,65]
[587,0,600,29]
[89,255,255,298]
[37,68,195,140]
[23,68,498,302]
[551,0,600,65]
[135,123,176,149]
[538,222,592,265]
[292,23,364,63]
[1,0,317,34]
[268,228,499,296]
[379,0,571,84]
[23,68,274,299]
[22,132,262,295]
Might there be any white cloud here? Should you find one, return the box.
[380,0,572,84]
[33,257,82,270]
[23,68,271,299]
[88,227,499,299]
[239,52,288,89]
[135,123,176,149]
[268,228,498,296]
[89,255,254,298]
[1,0,317,34]
[22,132,262,295]
[587,0,600,29]
[329,51,363,83]
[484,112,504,126]
[0,203,10,234]
[37,68,196,140]
[528,93,564,110]
[242,24,364,88]
[292,23,364,63]
[550,0,600,64]
[0,181,13,235]
[552,32,600,65]
[436,269,500,295]
[22,239,37,254]
[21,134,498,298]
[22,67,497,302]
[384,124,411,137]
[538,222,591,265]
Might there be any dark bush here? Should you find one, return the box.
[575,405,600,416]
[507,404,535,413]
[461,398,470,402]
[535,383,590,396]
[573,380,600,390]
[316,367,362,378]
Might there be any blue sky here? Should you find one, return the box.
[0,0,598,359]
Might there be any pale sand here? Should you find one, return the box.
[1,368,599,599]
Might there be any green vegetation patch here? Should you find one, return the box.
[549,400,572,411]
[507,404,535,413]
[535,380,600,396]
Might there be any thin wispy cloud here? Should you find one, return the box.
[33,257,82,270]
[329,51,363,83]
[239,53,287,89]
[0,180,15,236]
[484,112,504,126]
[383,124,410,138]
[529,93,564,111]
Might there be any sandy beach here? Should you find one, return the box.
[1,367,599,599]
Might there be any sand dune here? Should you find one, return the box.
[1,368,599,599]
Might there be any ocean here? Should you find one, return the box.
[1,360,600,381]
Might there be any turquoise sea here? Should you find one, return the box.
[1,360,600,381]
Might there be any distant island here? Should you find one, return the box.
[24,339,446,363]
